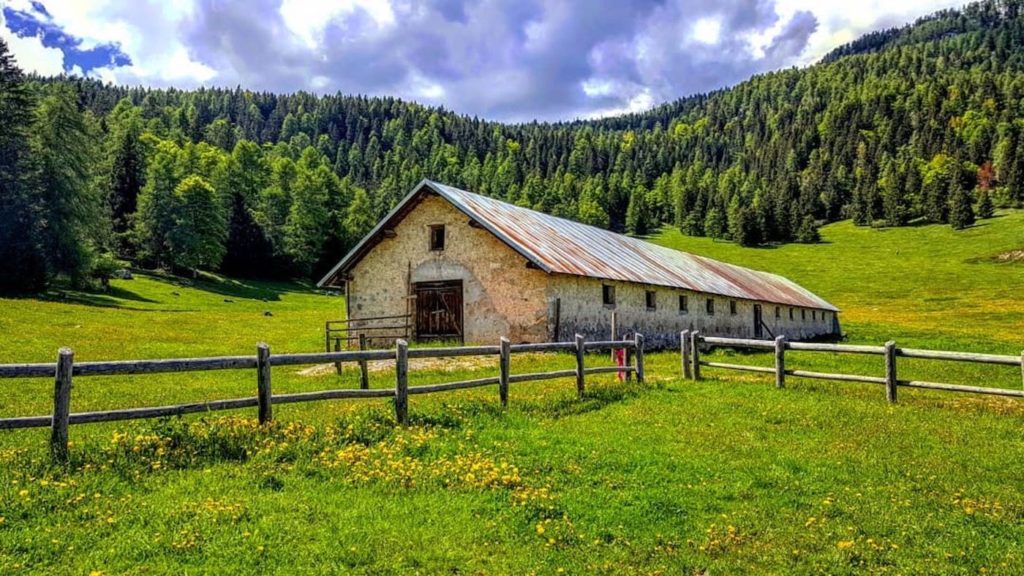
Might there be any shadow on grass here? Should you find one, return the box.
[518,382,645,419]
[28,285,165,310]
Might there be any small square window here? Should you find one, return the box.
[429,225,445,251]
[775,306,781,318]
[706,298,715,315]
[729,300,737,315]
[602,284,616,307]
[646,290,657,311]
[679,294,688,313]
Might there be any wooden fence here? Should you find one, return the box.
[0,334,644,463]
[324,314,413,352]
[680,330,1024,402]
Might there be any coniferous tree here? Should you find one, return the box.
[625,184,650,235]
[33,84,106,287]
[108,115,146,241]
[948,184,976,230]
[343,187,376,245]
[283,148,331,274]
[220,141,273,275]
[0,39,45,291]
[135,141,183,267]
[976,188,995,218]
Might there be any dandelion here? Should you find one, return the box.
[536,523,545,535]
[18,489,28,498]
[837,540,855,550]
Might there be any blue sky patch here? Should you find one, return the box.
[3,1,131,73]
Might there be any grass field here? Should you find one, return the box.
[1,213,1023,574]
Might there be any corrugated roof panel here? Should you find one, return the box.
[429,181,838,312]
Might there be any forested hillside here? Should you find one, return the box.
[2,0,1024,291]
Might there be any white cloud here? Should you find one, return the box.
[0,9,65,75]
[773,0,965,65]
[690,16,722,46]
[1,0,979,120]
[280,0,395,49]
[7,0,217,88]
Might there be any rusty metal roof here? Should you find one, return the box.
[319,179,838,312]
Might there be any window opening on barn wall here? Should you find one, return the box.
[812,310,817,320]
[706,298,715,315]
[646,291,656,311]
[775,306,781,318]
[602,284,616,308]
[730,300,737,315]
[429,224,445,251]
[789,308,794,320]
[801,309,806,320]
[679,294,688,314]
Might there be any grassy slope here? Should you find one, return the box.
[0,214,1023,574]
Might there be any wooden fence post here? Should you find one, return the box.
[333,337,342,375]
[610,311,618,362]
[681,330,691,379]
[395,339,409,424]
[499,337,510,408]
[774,335,786,389]
[885,340,898,403]
[624,335,633,382]
[50,348,73,463]
[1020,350,1023,390]
[358,333,369,390]
[575,334,586,398]
[691,331,701,380]
[257,343,272,424]
[634,333,645,384]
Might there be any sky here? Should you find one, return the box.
[1,0,963,122]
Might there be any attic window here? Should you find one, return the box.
[679,294,688,314]
[730,300,738,315]
[602,284,616,308]
[646,291,657,311]
[429,225,445,251]
[706,298,715,315]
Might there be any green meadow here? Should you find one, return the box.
[1,212,1023,575]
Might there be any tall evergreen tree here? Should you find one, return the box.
[33,84,105,287]
[948,183,976,230]
[0,39,45,291]
[108,116,146,240]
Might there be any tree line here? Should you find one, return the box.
[1,0,1023,292]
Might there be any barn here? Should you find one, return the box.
[318,180,840,348]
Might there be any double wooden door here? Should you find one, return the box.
[414,280,463,341]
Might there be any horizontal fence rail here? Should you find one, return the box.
[0,333,645,463]
[683,330,1024,404]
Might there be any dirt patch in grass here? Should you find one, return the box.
[297,355,499,376]
[993,249,1024,263]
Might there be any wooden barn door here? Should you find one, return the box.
[753,304,764,338]
[414,280,463,342]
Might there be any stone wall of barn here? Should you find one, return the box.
[346,194,551,344]
[549,276,837,349]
